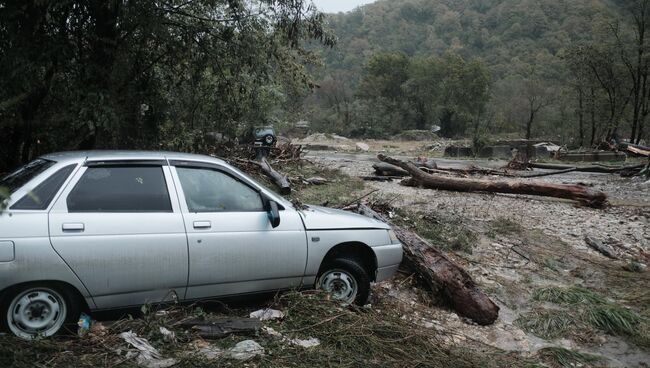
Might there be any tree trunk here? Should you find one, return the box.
[578,87,585,147]
[590,87,597,146]
[257,158,291,195]
[378,155,608,208]
[355,204,500,326]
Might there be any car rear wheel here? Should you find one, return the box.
[1,284,79,340]
[317,258,370,306]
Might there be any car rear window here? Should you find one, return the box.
[0,159,56,194]
[11,164,77,210]
[67,166,172,213]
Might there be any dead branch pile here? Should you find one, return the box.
[378,154,608,208]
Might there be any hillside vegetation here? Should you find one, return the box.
[305,0,647,146]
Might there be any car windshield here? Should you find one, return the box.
[0,159,56,194]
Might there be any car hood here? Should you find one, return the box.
[299,205,390,230]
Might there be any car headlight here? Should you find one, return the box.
[388,229,400,244]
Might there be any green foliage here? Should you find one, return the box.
[305,0,650,145]
[354,52,491,138]
[537,347,603,368]
[0,0,335,171]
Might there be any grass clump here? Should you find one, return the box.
[392,209,478,254]
[586,305,643,336]
[537,347,603,368]
[488,217,524,236]
[623,261,646,273]
[516,310,576,339]
[283,163,366,207]
[533,286,607,305]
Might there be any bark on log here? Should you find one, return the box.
[379,154,608,207]
[373,162,409,177]
[356,204,500,325]
[258,158,291,195]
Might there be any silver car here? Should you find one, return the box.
[0,151,402,339]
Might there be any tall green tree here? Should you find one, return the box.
[0,0,334,171]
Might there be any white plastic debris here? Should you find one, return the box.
[263,327,321,348]
[159,327,176,343]
[226,340,265,360]
[120,331,177,368]
[249,308,285,321]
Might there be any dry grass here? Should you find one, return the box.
[0,291,540,368]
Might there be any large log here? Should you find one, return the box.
[356,204,499,325]
[379,154,608,207]
[529,162,645,174]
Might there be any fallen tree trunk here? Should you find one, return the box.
[356,204,500,325]
[528,162,645,174]
[627,145,650,157]
[258,158,291,195]
[379,154,608,207]
[373,162,409,177]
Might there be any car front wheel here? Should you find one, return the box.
[317,258,370,306]
[1,284,78,340]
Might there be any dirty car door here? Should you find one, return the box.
[48,162,189,309]
[171,163,307,299]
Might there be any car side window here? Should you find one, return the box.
[176,167,264,213]
[11,164,77,210]
[67,166,172,213]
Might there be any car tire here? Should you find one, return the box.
[317,258,371,306]
[263,134,276,146]
[0,283,80,340]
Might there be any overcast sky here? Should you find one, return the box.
[312,0,377,13]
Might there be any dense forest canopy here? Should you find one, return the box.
[305,0,650,146]
[0,0,334,172]
[1,0,648,180]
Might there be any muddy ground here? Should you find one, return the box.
[306,148,650,368]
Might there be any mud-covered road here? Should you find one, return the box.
[308,150,650,367]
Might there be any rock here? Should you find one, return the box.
[356,142,370,151]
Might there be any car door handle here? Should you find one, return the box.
[62,223,85,232]
[193,221,211,229]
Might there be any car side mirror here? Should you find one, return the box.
[266,200,281,228]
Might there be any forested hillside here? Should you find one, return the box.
[306,0,648,146]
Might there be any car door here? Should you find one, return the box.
[170,163,307,300]
[49,162,189,309]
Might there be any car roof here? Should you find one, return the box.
[40,150,227,165]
